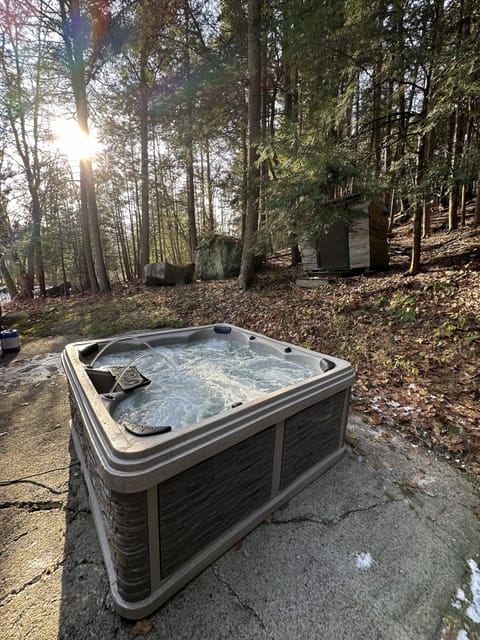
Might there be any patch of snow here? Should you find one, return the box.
[387,400,401,409]
[0,352,63,389]
[369,394,417,417]
[355,552,374,570]
[466,559,480,623]
[457,630,469,640]
[451,587,466,609]
[402,405,414,414]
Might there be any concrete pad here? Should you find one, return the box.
[0,339,479,639]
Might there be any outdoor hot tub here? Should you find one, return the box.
[62,324,355,619]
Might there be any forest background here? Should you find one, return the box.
[1,0,479,295]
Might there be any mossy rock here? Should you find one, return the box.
[143,262,195,286]
[194,234,243,280]
[1,311,29,327]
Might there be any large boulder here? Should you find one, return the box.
[143,261,195,286]
[0,310,29,327]
[194,234,243,281]
[46,282,71,297]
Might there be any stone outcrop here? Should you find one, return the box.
[143,262,195,286]
[46,282,71,297]
[194,234,243,281]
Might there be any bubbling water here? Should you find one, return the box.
[95,338,318,430]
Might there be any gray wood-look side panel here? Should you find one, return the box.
[280,391,346,489]
[69,392,151,602]
[158,426,276,577]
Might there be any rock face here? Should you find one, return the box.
[143,262,195,286]
[1,310,29,327]
[46,282,71,297]
[194,234,243,280]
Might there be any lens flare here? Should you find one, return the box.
[52,119,100,161]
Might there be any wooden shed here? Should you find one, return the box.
[300,194,389,274]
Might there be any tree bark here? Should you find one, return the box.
[184,0,197,260]
[475,179,480,227]
[205,139,215,232]
[240,93,248,241]
[239,0,262,289]
[139,44,150,272]
[0,254,17,298]
[448,106,464,232]
[60,0,110,293]
[407,70,431,274]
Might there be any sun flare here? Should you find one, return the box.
[52,118,101,162]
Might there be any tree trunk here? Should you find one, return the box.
[22,186,45,297]
[80,156,110,292]
[184,0,197,260]
[371,59,383,178]
[60,0,110,293]
[448,106,464,232]
[460,184,466,227]
[239,0,262,290]
[475,179,480,227]
[0,255,17,298]
[240,93,249,240]
[139,45,150,271]
[422,201,431,239]
[185,131,197,259]
[205,138,215,232]
[448,3,469,232]
[407,69,431,274]
[153,137,166,261]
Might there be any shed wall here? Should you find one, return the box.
[348,215,370,269]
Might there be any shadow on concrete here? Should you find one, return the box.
[57,438,128,639]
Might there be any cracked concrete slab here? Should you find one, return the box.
[0,506,66,602]
[1,337,479,639]
[213,457,478,640]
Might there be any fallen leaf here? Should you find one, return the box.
[130,619,153,636]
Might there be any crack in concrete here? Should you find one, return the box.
[11,529,31,544]
[0,478,68,495]
[0,559,64,604]
[211,565,270,637]
[0,528,35,557]
[0,462,79,486]
[70,558,105,569]
[0,500,65,511]
[270,497,406,528]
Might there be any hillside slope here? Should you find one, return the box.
[3,209,480,473]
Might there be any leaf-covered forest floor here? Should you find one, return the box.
[4,207,480,476]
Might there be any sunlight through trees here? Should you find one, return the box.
[0,0,479,294]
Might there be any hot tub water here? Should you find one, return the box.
[95,338,318,430]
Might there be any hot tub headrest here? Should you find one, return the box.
[320,358,335,372]
[79,342,99,358]
[124,422,172,437]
